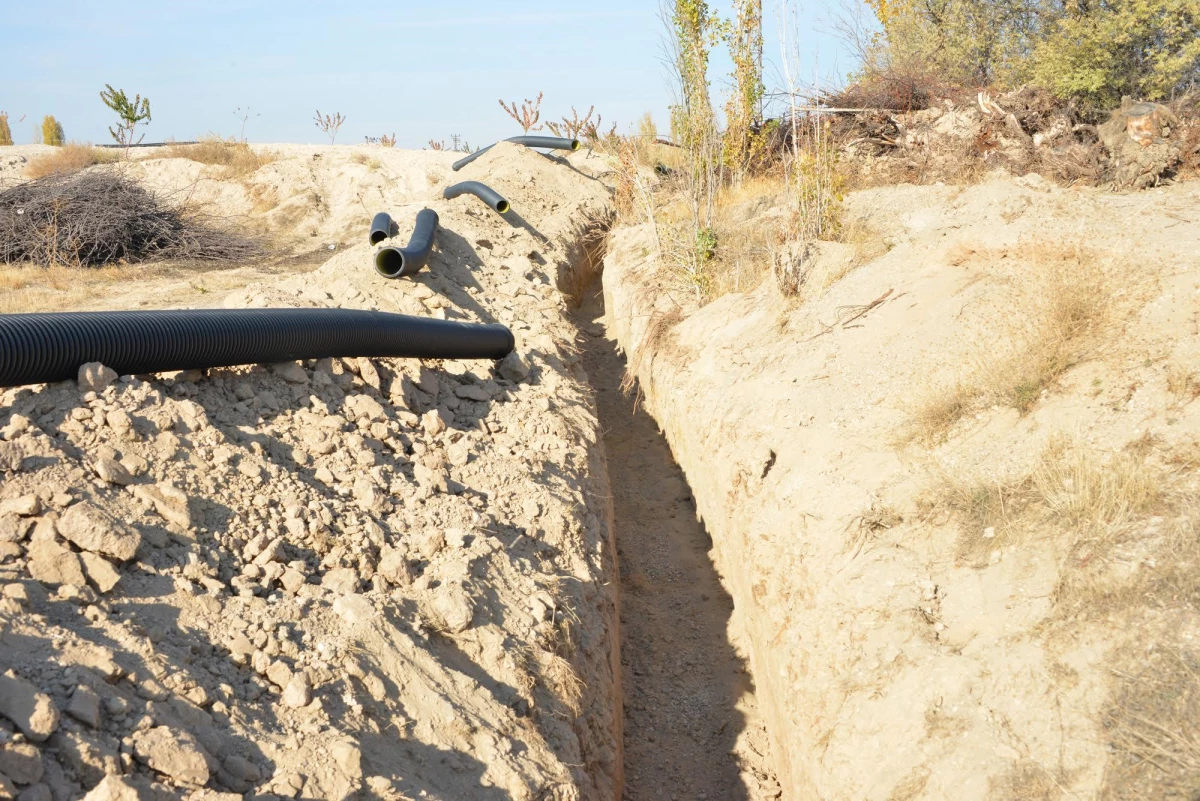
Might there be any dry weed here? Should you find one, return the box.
[25,143,117,179]
[163,136,277,178]
[909,242,1116,444]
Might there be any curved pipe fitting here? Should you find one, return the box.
[375,209,439,279]
[0,308,515,388]
[369,212,394,246]
[451,136,581,171]
[443,181,510,215]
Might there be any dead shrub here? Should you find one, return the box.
[163,136,276,178]
[25,143,117,179]
[0,171,261,267]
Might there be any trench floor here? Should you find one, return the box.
[575,283,777,800]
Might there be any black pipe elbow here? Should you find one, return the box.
[443,181,510,215]
[369,212,395,245]
[375,209,439,279]
[451,136,581,171]
[0,308,515,388]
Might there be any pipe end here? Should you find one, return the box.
[495,200,511,215]
[570,139,581,151]
[369,231,387,246]
[375,248,405,279]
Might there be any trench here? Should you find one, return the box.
[573,280,780,801]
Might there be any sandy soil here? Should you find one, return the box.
[604,174,1200,799]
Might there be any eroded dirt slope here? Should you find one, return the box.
[604,176,1200,799]
[0,143,621,801]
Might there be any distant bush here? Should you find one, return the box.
[41,116,65,147]
[0,112,11,146]
[25,143,116,179]
[162,136,277,177]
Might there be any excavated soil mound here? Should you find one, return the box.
[0,143,621,801]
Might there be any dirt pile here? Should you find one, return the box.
[603,175,1200,798]
[838,87,1199,188]
[0,143,621,800]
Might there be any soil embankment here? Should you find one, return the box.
[603,176,1200,799]
[0,143,624,800]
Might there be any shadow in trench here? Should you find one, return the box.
[574,281,763,801]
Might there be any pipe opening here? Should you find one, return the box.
[496,200,511,214]
[369,230,388,246]
[375,248,405,278]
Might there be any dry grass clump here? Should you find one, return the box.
[163,136,277,178]
[0,171,261,268]
[25,143,118,179]
[909,242,1115,444]
[933,435,1162,567]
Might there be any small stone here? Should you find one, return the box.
[79,775,159,801]
[57,503,141,561]
[279,569,305,594]
[453,384,489,401]
[78,363,118,393]
[280,674,311,709]
[79,553,121,594]
[330,740,362,781]
[0,742,44,785]
[321,567,359,594]
[271,362,308,384]
[131,726,210,787]
[1,585,28,606]
[105,409,135,441]
[221,754,261,783]
[498,351,530,382]
[93,459,133,486]
[0,496,39,517]
[0,415,30,441]
[0,773,14,801]
[412,529,445,560]
[26,539,86,587]
[332,594,375,625]
[376,547,413,587]
[66,685,101,729]
[420,409,447,436]
[430,585,474,633]
[0,672,60,742]
[265,662,292,690]
[128,484,190,530]
[0,516,32,544]
[0,442,25,474]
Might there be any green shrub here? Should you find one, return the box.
[41,116,64,147]
[1034,0,1200,107]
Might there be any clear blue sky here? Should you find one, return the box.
[0,1,860,148]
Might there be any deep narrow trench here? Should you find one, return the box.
[573,281,780,801]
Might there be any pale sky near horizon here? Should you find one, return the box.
[1,1,860,149]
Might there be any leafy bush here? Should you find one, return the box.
[1034,0,1200,107]
[0,112,11,146]
[41,116,64,146]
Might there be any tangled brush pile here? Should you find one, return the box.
[0,170,260,267]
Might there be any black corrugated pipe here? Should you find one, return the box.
[0,308,514,388]
[451,136,581,171]
[443,181,510,215]
[375,209,439,279]
[369,212,394,245]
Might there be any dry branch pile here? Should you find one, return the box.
[0,171,260,268]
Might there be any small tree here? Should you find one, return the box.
[0,112,12,147]
[100,85,151,156]
[499,92,544,133]
[233,106,260,143]
[314,110,346,144]
[41,115,65,147]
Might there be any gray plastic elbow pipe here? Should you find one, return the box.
[375,209,439,278]
[443,182,510,214]
[369,212,394,246]
[451,136,581,171]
